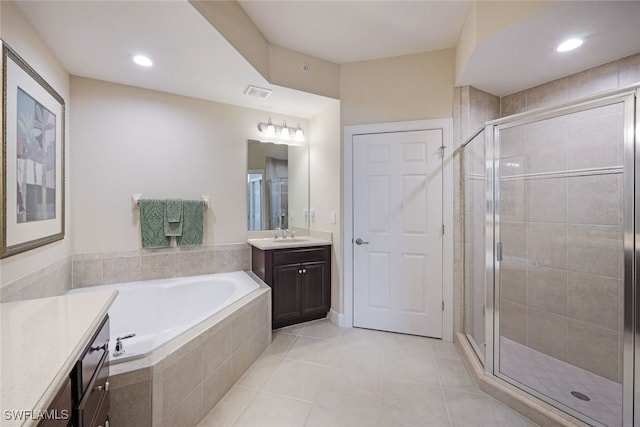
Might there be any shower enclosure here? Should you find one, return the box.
[463,86,639,426]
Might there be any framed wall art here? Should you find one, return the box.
[1,41,65,258]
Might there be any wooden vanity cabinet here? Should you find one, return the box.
[37,379,72,427]
[252,245,331,329]
[71,316,110,427]
[37,316,109,427]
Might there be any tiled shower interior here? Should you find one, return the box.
[464,101,625,426]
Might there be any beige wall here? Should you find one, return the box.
[0,1,71,287]
[309,102,342,312]
[70,76,308,254]
[340,49,456,127]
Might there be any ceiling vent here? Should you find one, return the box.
[244,85,273,99]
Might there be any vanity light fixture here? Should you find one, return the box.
[294,123,305,142]
[556,38,583,53]
[132,54,153,67]
[258,119,305,145]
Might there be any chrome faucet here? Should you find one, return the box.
[113,333,136,357]
[282,228,289,239]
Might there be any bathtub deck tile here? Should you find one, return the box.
[201,322,233,375]
[162,346,203,416]
[203,358,235,415]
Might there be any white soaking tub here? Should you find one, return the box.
[69,271,260,363]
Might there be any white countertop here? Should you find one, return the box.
[247,236,332,250]
[0,290,117,427]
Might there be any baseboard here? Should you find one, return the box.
[328,308,347,327]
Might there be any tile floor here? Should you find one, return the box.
[197,319,537,427]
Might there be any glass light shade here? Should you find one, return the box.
[265,118,276,137]
[280,121,291,139]
[295,126,305,142]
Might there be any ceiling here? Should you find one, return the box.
[237,1,472,64]
[12,1,640,117]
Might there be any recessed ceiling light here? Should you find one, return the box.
[133,55,153,67]
[556,38,583,53]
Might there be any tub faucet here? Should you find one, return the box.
[113,333,136,357]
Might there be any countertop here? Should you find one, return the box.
[0,290,117,427]
[247,236,332,251]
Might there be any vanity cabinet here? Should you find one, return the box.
[37,379,72,427]
[71,316,110,427]
[252,245,331,329]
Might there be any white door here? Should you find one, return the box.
[353,130,443,338]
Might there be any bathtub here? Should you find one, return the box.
[68,270,271,426]
[69,271,260,363]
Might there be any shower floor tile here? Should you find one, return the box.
[500,338,622,427]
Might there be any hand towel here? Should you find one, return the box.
[139,199,170,249]
[177,200,204,246]
[164,199,183,237]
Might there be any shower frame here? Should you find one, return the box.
[475,84,640,426]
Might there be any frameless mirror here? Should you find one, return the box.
[247,140,309,231]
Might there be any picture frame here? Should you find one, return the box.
[1,41,65,258]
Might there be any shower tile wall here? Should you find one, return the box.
[499,103,624,383]
[72,244,251,288]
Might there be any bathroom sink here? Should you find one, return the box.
[271,237,309,243]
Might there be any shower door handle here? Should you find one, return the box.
[496,241,503,262]
[355,238,369,245]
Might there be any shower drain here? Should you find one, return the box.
[570,391,591,402]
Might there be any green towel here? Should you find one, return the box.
[177,200,204,246]
[164,199,183,237]
[139,199,170,249]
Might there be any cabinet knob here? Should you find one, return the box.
[95,381,110,392]
[91,343,108,352]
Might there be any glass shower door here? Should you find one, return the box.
[493,96,632,426]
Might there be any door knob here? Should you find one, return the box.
[355,238,369,245]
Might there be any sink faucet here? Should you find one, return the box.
[282,228,289,239]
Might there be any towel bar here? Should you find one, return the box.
[132,194,210,209]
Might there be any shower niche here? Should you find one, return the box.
[463,86,640,427]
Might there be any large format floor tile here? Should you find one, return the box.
[197,319,535,427]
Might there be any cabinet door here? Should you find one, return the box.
[300,262,327,316]
[272,264,301,322]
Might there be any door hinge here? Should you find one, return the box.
[441,224,445,235]
[442,300,445,311]
[433,145,446,159]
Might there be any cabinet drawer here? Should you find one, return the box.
[272,246,329,266]
[77,317,109,398]
[77,351,109,427]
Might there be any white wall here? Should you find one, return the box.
[309,102,342,312]
[0,1,71,286]
[70,77,308,253]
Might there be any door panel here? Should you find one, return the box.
[300,263,326,315]
[272,265,300,322]
[353,129,443,338]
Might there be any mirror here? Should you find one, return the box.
[247,140,309,231]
